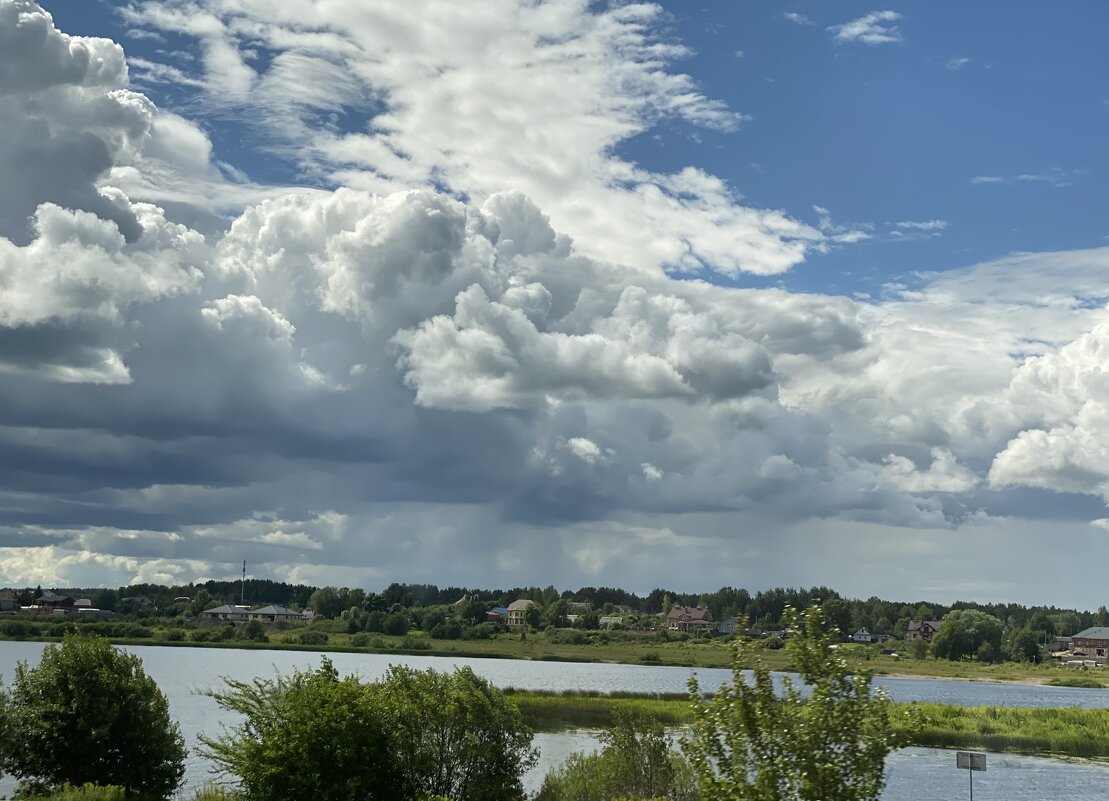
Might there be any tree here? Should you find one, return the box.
[0,635,185,799]
[929,610,1004,662]
[379,665,538,801]
[202,659,402,801]
[524,602,543,631]
[820,598,852,637]
[537,711,696,801]
[1004,628,1042,663]
[382,611,409,636]
[307,587,344,619]
[683,606,913,801]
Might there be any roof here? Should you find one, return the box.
[202,604,250,615]
[489,606,509,615]
[507,599,534,612]
[253,605,301,616]
[666,605,712,621]
[907,619,942,631]
[0,590,15,600]
[1073,627,1109,640]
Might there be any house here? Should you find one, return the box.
[200,604,252,622]
[37,593,76,615]
[851,627,876,644]
[614,604,635,615]
[250,604,306,623]
[598,615,624,628]
[506,599,534,630]
[486,606,509,623]
[666,606,714,633]
[906,619,942,642]
[0,590,16,611]
[1071,627,1109,659]
[717,617,738,636]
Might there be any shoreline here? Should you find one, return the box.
[0,634,1098,687]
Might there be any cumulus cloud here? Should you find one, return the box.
[828,11,904,46]
[3,2,1109,602]
[122,0,825,277]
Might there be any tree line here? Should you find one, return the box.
[10,579,1107,638]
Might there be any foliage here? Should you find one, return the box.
[0,635,186,800]
[379,665,538,801]
[930,609,1004,662]
[297,629,328,645]
[1004,627,1042,663]
[682,605,913,801]
[536,711,696,801]
[13,784,127,801]
[202,660,535,801]
[201,659,401,801]
[382,612,409,636]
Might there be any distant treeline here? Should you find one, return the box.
[5,580,1106,636]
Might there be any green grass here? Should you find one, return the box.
[509,689,1109,760]
[1046,676,1105,688]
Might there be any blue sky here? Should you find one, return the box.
[3,0,1109,606]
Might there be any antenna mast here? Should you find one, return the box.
[241,560,246,605]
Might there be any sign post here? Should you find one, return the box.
[956,751,986,800]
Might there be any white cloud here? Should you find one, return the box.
[894,220,948,231]
[971,169,1083,188]
[784,13,813,26]
[828,11,904,46]
[946,57,970,71]
[122,0,828,277]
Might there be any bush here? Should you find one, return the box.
[460,622,498,640]
[298,630,329,646]
[24,784,126,801]
[382,612,409,636]
[537,711,695,801]
[190,629,213,643]
[429,621,462,640]
[0,635,185,800]
[237,620,268,642]
[202,660,401,801]
[400,636,431,651]
[165,629,185,642]
[351,632,370,647]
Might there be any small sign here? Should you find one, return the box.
[956,751,987,771]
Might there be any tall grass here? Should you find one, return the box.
[510,690,1109,759]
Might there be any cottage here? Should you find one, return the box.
[486,606,509,623]
[37,593,76,615]
[717,617,738,636]
[1071,627,1109,659]
[506,599,534,630]
[201,604,252,622]
[666,605,714,633]
[250,604,306,623]
[851,627,876,644]
[0,590,16,611]
[598,615,624,628]
[906,619,942,642]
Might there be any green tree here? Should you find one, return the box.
[0,635,185,799]
[524,602,543,631]
[929,609,1004,662]
[1004,628,1042,663]
[307,587,344,619]
[379,665,538,801]
[537,711,696,801]
[820,597,852,637]
[683,606,913,801]
[202,659,402,801]
[382,611,409,636]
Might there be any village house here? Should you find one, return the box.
[0,590,16,611]
[249,604,306,623]
[506,599,534,630]
[37,592,76,616]
[201,604,252,622]
[851,627,877,644]
[201,604,311,623]
[666,605,715,633]
[906,619,942,642]
[717,617,738,636]
[1071,627,1109,659]
[486,606,509,623]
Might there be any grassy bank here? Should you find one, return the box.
[509,689,1109,760]
[0,626,1099,684]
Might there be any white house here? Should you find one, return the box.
[851,627,876,644]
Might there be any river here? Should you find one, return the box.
[2,641,1108,799]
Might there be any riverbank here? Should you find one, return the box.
[508,689,1109,759]
[0,629,1095,685]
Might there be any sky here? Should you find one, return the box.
[1,0,1108,607]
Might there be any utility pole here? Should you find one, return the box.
[241,560,246,605]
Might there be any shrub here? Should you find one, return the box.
[351,632,370,647]
[298,630,329,646]
[190,629,213,643]
[237,620,268,642]
[0,635,186,800]
[382,612,409,636]
[202,660,401,801]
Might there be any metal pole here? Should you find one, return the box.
[969,766,973,801]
